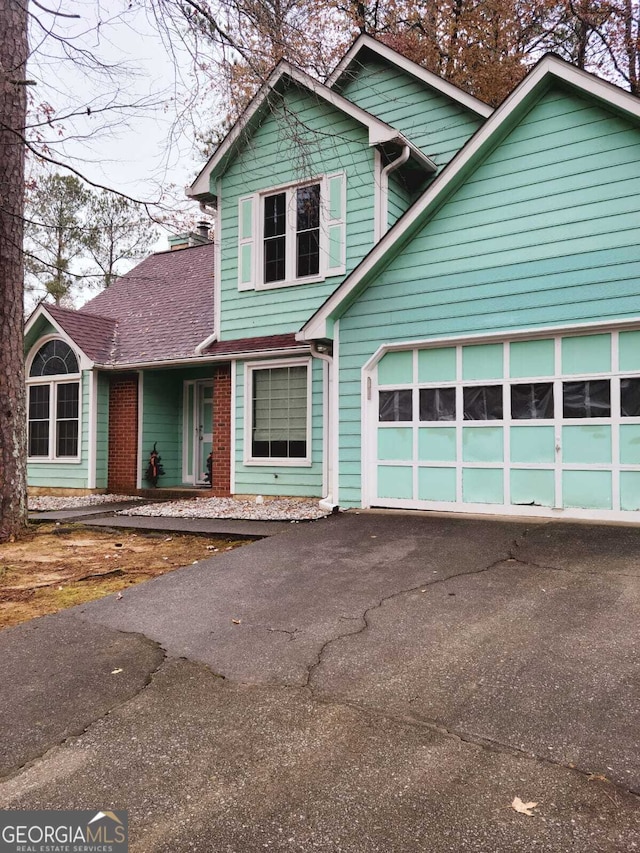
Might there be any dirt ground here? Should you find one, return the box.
[0,524,245,630]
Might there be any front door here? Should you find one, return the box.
[196,381,214,484]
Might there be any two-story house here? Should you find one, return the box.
[25,35,640,521]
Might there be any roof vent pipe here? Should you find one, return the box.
[197,220,210,240]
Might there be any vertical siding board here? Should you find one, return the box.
[336,87,640,506]
[95,372,109,489]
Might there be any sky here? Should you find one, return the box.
[28,0,215,246]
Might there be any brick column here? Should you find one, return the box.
[108,373,139,493]
[211,364,231,496]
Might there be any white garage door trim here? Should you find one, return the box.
[361,323,640,521]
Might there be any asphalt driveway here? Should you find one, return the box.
[1,512,639,851]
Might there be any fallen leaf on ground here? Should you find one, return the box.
[232,618,241,624]
[511,797,538,816]
[111,668,123,675]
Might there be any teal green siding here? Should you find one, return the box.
[387,172,412,228]
[142,370,183,487]
[141,365,221,487]
[27,370,91,489]
[218,84,376,340]
[95,372,109,489]
[337,56,483,170]
[234,358,324,496]
[337,86,640,506]
[24,318,57,357]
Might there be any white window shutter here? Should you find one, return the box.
[238,194,256,290]
[325,173,346,277]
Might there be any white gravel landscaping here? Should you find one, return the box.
[118,496,331,521]
[28,494,142,511]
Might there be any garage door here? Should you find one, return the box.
[369,330,640,519]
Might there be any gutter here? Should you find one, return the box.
[93,346,310,372]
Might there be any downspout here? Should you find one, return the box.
[377,144,410,241]
[310,340,337,512]
[194,332,217,356]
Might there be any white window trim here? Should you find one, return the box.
[243,357,313,467]
[246,171,346,290]
[26,337,83,464]
[255,176,326,291]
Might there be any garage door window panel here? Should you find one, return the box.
[620,378,640,417]
[563,380,610,418]
[463,385,503,420]
[419,388,456,421]
[511,383,554,420]
[379,390,412,422]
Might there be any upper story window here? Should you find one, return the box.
[238,174,345,292]
[27,339,81,461]
[263,183,320,284]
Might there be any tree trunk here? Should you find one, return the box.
[0,0,29,542]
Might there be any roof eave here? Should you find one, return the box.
[24,303,96,368]
[188,61,406,198]
[301,54,640,341]
[326,34,493,118]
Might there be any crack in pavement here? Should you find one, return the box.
[303,528,533,691]
[306,691,640,801]
[292,526,640,800]
[263,626,299,640]
[0,635,168,787]
[507,554,640,579]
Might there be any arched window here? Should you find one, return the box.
[27,339,81,460]
[29,339,79,377]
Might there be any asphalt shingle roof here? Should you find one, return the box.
[45,305,117,363]
[78,242,216,364]
[203,333,302,356]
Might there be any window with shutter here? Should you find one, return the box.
[237,174,346,291]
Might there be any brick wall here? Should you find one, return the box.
[108,374,138,493]
[211,365,231,496]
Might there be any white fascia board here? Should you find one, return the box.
[188,61,405,199]
[93,346,310,371]
[24,303,94,369]
[326,34,493,118]
[300,54,640,342]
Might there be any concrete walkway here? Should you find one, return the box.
[28,502,295,537]
[1,513,639,851]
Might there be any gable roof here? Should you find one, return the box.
[327,34,493,118]
[81,242,215,365]
[187,60,436,201]
[299,54,640,341]
[26,243,217,367]
[45,305,117,363]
